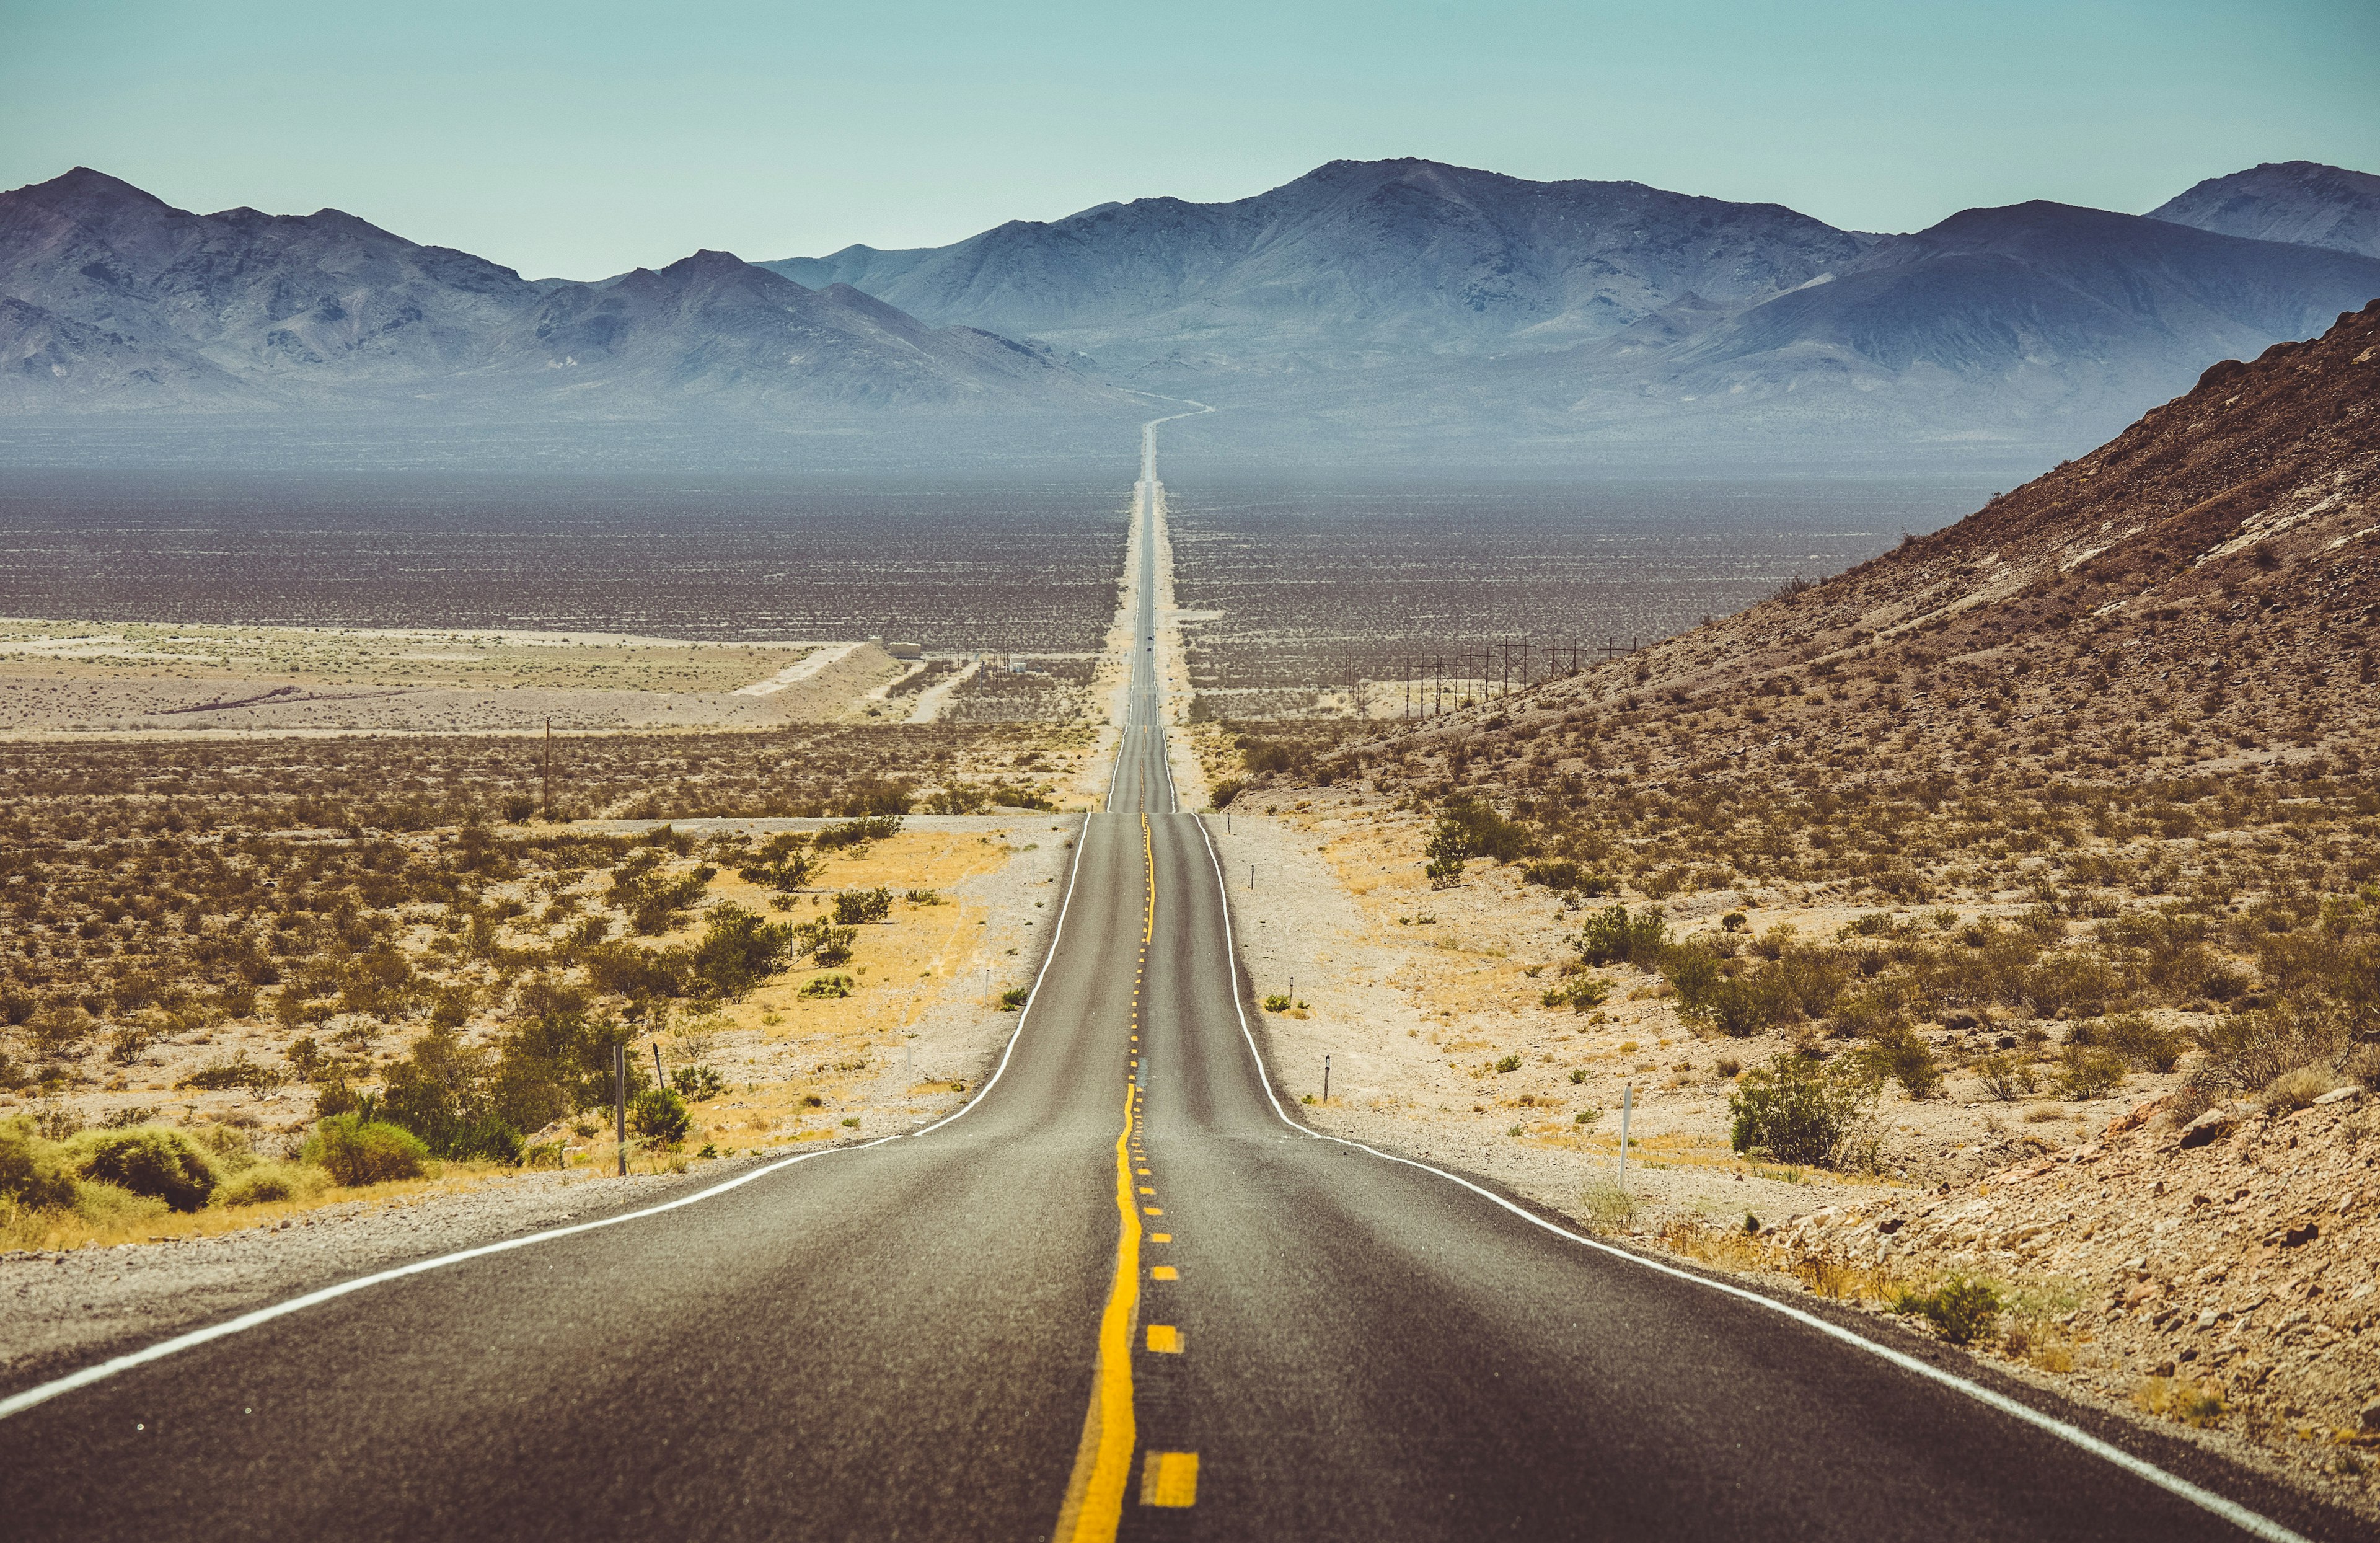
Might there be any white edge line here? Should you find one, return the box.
[1186,814,2306,1543]
[2,809,1100,1423]
[909,810,1092,1139]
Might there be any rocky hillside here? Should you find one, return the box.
[0,169,1126,417]
[1354,296,2378,790]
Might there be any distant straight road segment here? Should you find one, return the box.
[0,425,2353,1541]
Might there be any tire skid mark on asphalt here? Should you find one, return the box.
[1185,811,2312,1543]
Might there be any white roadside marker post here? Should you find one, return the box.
[1618,1081,1632,1186]
[614,1041,627,1178]
[1323,1054,1331,1107]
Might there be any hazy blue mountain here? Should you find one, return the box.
[1163,198,2380,462]
[0,168,1122,415]
[2149,161,2380,259]
[764,158,1871,369]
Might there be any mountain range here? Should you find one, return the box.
[0,169,1125,419]
[3,157,2377,469]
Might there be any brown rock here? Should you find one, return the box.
[2177,1108,2236,1149]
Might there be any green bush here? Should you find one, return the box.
[1576,906,1670,968]
[304,1116,431,1187]
[2056,1042,2128,1100]
[220,1162,330,1207]
[1975,1053,2036,1101]
[1263,993,1292,1012]
[1209,778,1244,809]
[1541,976,1611,1012]
[1494,1054,1522,1074]
[1892,1276,2002,1345]
[801,974,855,1000]
[672,1065,727,1100]
[833,888,894,926]
[1857,1025,1944,1099]
[67,1126,217,1211]
[692,904,798,999]
[630,1088,692,1146]
[0,1115,78,1210]
[814,815,902,851]
[2100,1012,2185,1072]
[1579,1178,1641,1233]
[792,919,859,968]
[1428,798,1533,869]
[1727,1054,1861,1166]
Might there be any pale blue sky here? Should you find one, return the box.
[2,0,2373,279]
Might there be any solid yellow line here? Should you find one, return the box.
[1052,817,1161,1543]
[1050,1081,1142,1543]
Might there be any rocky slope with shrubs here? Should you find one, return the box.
[1207,300,2380,1510]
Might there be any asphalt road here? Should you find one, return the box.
[0,433,2355,1541]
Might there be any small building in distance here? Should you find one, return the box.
[867,634,925,660]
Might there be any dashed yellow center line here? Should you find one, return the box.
[1150,1265,1178,1281]
[1150,1233,1171,1244]
[1141,1452,1199,1508]
[1146,1325,1184,1354]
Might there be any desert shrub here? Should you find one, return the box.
[107,1023,156,1066]
[1579,1178,1642,1233]
[792,919,858,968]
[2262,1064,2343,1112]
[1892,1277,2001,1345]
[1727,1054,1861,1166]
[630,1088,692,1145]
[834,888,894,926]
[2188,1005,2348,1097]
[304,1116,430,1186]
[1494,1054,1522,1074]
[671,1065,727,1100]
[585,942,694,1000]
[805,975,857,1001]
[832,777,914,816]
[1856,1024,1943,1099]
[1263,994,1291,1012]
[0,1115,78,1209]
[67,1126,218,1211]
[1523,860,1582,890]
[2099,1012,2185,1072]
[176,1051,285,1094]
[692,904,797,999]
[26,1004,97,1059]
[1541,976,1611,1012]
[814,815,902,851]
[737,834,816,891]
[1576,906,1670,968]
[1975,1053,2037,1101]
[1427,795,1532,883]
[1209,778,1244,809]
[219,1162,330,1207]
[2056,1042,2128,1100]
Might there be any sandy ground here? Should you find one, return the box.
[0,621,925,737]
